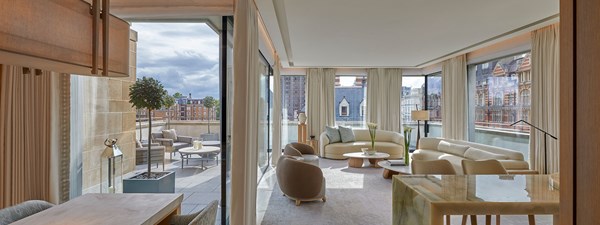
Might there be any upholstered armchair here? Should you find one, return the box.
[283,142,319,166]
[151,130,193,159]
[0,200,54,225]
[276,156,326,206]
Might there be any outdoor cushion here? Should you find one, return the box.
[325,126,342,143]
[338,126,355,143]
[162,129,178,141]
[464,147,509,160]
[437,141,470,156]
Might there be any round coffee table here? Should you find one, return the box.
[342,152,390,168]
[377,160,412,179]
[179,146,220,169]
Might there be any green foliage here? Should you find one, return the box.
[172,92,184,99]
[129,77,167,111]
[203,96,217,109]
[163,94,176,109]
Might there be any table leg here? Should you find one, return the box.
[369,158,382,167]
[431,206,444,225]
[553,214,559,225]
[383,168,399,179]
[348,158,364,168]
[180,154,184,168]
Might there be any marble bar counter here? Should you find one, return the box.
[392,175,559,225]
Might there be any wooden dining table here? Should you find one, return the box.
[393,174,559,225]
[12,193,183,225]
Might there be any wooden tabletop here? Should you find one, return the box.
[12,193,183,225]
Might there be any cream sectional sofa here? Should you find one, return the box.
[320,129,404,159]
[412,137,530,174]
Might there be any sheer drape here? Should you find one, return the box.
[231,0,259,223]
[271,56,282,166]
[0,65,52,208]
[306,68,335,139]
[366,68,402,132]
[530,24,560,174]
[441,55,468,140]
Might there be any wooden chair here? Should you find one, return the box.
[411,160,457,225]
[170,200,219,225]
[462,159,535,225]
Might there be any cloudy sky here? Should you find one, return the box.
[132,23,220,99]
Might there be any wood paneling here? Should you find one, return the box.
[561,0,600,224]
[0,0,130,77]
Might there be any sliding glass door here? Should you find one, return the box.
[257,54,272,175]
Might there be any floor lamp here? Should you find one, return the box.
[510,120,557,174]
[411,110,429,149]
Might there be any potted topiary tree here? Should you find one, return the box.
[162,94,176,130]
[124,77,175,193]
[202,96,217,133]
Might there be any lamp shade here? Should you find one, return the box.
[411,110,430,121]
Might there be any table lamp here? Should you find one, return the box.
[411,110,430,149]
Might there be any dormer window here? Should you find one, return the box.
[339,97,349,117]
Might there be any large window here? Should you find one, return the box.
[280,75,306,149]
[468,52,531,160]
[334,75,367,128]
[401,74,443,149]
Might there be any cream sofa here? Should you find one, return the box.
[320,129,404,159]
[412,137,529,174]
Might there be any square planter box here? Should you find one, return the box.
[123,171,175,193]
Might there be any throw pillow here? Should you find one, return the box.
[325,126,342,143]
[463,147,509,160]
[162,129,178,141]
[437,141,470,156]
[339,126,356,143]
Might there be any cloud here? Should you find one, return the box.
[132,23,220,99]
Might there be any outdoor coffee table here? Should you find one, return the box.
[342,152,390,168]
[178,146,220,169]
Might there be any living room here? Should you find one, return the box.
[0,1,598,225]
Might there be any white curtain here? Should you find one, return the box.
[530,24,560,174]
[271,56,282,166]
[231,0,259,224]
[306,68,335,140]
[366,68,402,132]
[441,55,468,140]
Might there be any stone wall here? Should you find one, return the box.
[79,30,137,193]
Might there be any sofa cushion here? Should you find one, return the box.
[339,126,356,143]
[162,129,178,141]
[464,147,509,160]
[325,126,342,143]
[411,149,445,161]
[437,141,470,156]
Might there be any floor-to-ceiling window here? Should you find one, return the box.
[467,52,531,160]
[401,73,443,150]
[257,54,272,175]
[334,75,367,128]
[280,75,306,149]
[426,73,442,138]
[401,76,425,149]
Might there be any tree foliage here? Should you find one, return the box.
[163,94,176,109]
[129,77,167,111]
[203,96,217,109]
[173,92,184,99]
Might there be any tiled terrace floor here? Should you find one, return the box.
[133,152,223,224]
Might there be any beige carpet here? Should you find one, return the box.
[258,158,552,225]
